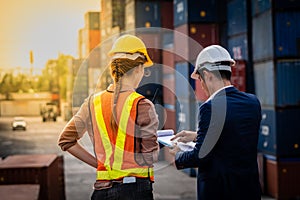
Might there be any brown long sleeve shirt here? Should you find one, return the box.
[58,90,159,166]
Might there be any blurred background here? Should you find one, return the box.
[0,0,300,199]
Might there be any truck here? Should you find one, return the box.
[40,102,58,122]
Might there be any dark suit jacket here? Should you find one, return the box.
[175,86,262,200]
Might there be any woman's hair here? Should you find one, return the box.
[110,56,146,132]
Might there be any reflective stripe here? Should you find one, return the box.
[113,92,141,170]
[94,92,153,180]
[93,92,113,176]
[97,167,154,180]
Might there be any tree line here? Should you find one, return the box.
[0,54,72,100]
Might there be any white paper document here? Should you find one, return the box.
[157,129,196,152]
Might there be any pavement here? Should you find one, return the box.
[62,135,275,200]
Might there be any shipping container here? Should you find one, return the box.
[162,32,174,49]
[258,108,300,157]
[161,1,174,29]
[276,60,300,107]
[231,60,246,92]
[175,97,197,131]
[173,0,220,27]
[274,0,300,10]
[136,1,161,28]
[72,61,89,107]
[163,108,177,131]
[253,10,300,61]
[251,0,271,16]
[162,49,175,71]
[0,184,40,200]
[174,23,219,62]
[265,155,300,199]
[126,0,161,30]
[0,154,65,200]
[88,44,101,68]
[252,9,274,62]
[253,60,275,107]
[163,73,176,107]
[136,32,162,63]
[275,11,300,58]
[85,12,100,30]
[254,60,300,107]
[228,33,249,61]
[112,0,126,31]
[227,0,248,36]
[175,61,195,99]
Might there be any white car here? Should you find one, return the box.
[12,117,27,131]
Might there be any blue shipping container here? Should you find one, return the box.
[258,108,300,157]
[173,0,219,27]
[175,97,197,131]
[228,33,249,61]
[254,60,275,107]
[276,61,300,107]
[175,62,195,99]
[252,9,274,61]
[135,1,161,28]
[227,0,248,36]
[251,0,271,16]
[274,0,300,10]
[254,60,300,107]
[275,11,300,58]
[162,32,174,49]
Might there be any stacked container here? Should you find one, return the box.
[173,0,226,132]
[252,0,300,198]
[227,0,252,92]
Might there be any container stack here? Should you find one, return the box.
[125,0,179,130]
[227,0,252,92]
[252,0,300,198]
[173,0,226,132]
[161,0,176,131]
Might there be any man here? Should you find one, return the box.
[170,45,262,200]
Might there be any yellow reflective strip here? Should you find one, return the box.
[93,93,113,174]
[97,167,154,180]
[113,92,142,170]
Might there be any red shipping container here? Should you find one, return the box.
[88,30,100,52]
[0,184,40,200]
[231,60,246,92]
[163,108,176,134]
[265,156,300,199]
[174,23,219,62]
[161,1,174,30]
[0,154,65,200]
[162,49,175,71]
[137,33,162,64]
[163,73,176,106]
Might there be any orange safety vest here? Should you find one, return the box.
[92,91,154,181]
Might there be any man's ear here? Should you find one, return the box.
[203,70,213,81]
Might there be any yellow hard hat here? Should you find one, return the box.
[108,34,153,67]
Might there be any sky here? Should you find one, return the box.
[0,0,100,73]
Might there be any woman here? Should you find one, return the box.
[58,34,159,200]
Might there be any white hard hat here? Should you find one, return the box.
[191,45,235,79]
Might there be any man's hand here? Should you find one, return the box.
[168,144,181,157]
[171,130,197,143]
